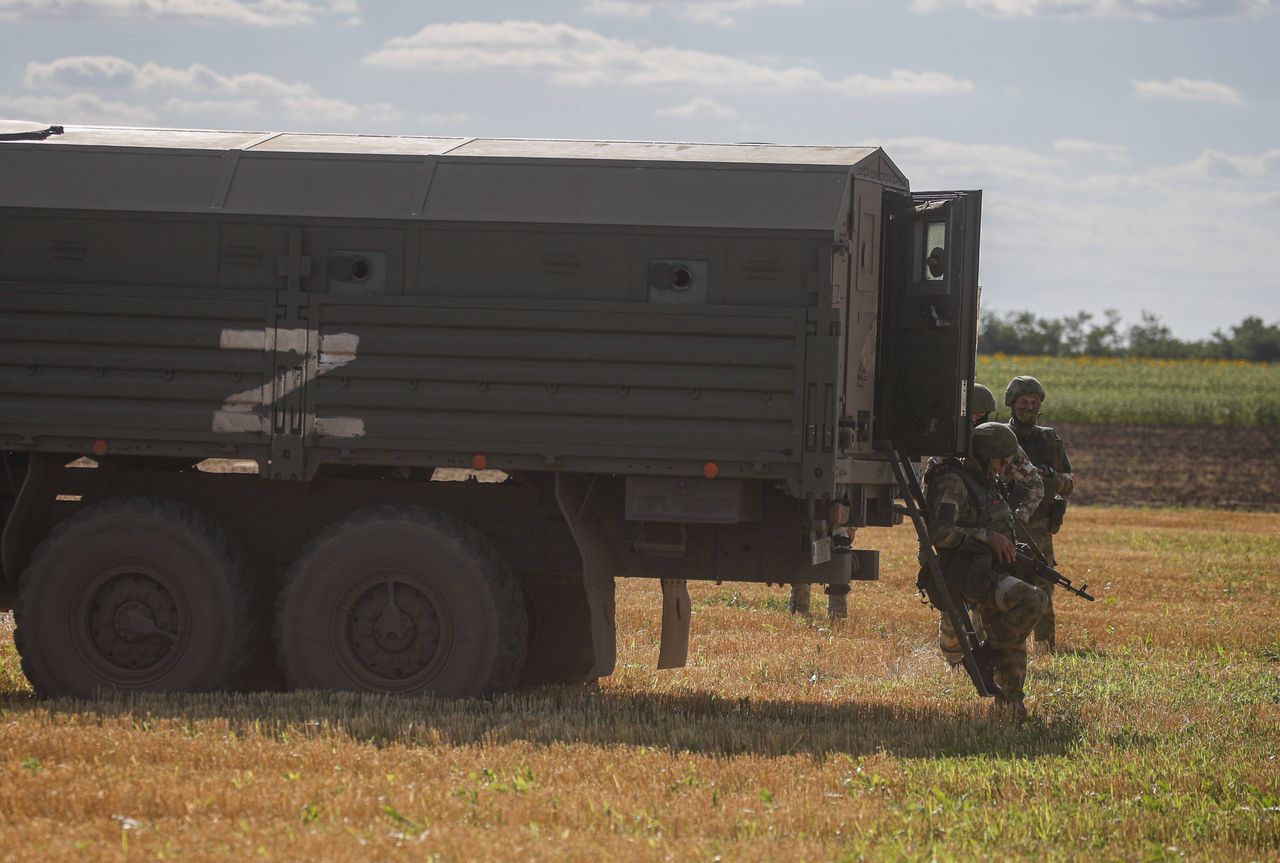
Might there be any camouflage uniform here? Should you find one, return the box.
[923,381,1042,653]
[926,457,1047,711]
[1006,377,1074,650]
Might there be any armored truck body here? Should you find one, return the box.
[0,124,980,697]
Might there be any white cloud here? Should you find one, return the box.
[656,96,739,117]
[880,136,1068,189]
[1053,137,1130,162]
[586,0,802,26]
[0,90,157,124]
[0,0,355,26]
[17,54,403,131]
[909,0,1272,18]
[1133,77,1243,105]
[365,20,972,97]
[894,136,1280,336]
[163,96,262,115]
[25,56,312,97]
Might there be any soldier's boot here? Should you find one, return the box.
[788,583,811,616]
[992,661,1029,725]
[1030,579,1056,646]
[990,694,1029,725]
[824,583,849,621]
[938,614,965,668]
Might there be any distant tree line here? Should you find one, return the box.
[978,309,1280,362]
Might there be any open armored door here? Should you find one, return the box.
[874,190,982,457]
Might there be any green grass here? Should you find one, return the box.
[977,354,1280,426]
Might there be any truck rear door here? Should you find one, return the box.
[874,190,982,457]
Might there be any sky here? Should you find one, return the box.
[1,0,1277,339]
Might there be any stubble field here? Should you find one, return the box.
[2,507,1277,862]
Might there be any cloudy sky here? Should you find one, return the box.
[2,0,1277,338]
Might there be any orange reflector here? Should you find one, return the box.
[91,439,109,456]
[703,462,719,479]
[471,453,488,470]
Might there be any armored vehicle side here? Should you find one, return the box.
[0,123,980,696]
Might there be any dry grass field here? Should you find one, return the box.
[1,507,1278,862]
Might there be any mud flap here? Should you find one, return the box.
[553,473,617,679]
[657,578,690,669]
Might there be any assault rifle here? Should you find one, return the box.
[999,484,1094,601]
[1007,543,1095,601]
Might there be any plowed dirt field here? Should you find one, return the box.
[1053,421,1280,511]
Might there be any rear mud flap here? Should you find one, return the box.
[553,473,617,679]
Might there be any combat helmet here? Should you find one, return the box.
[970,422,1019,464]
[1004,375,1047,407]
[971,383,997,416]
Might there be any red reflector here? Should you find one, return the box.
[703,462,719,479]
[471,453,488,470]
[91,439,109,456]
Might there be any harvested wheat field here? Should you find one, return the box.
[1,507,1278,862]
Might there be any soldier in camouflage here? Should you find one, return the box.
[928,383,1042,664]
[926,423,1048,720]
[1005,376,1074,654]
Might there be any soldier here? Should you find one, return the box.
[1004,375,1074,654]
[926,422,1048,721]
[930,382,1043,663]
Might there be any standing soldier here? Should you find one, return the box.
[926,422,1048,721]
[1004,375,1074,654]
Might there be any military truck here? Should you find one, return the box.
[0,121,980,698]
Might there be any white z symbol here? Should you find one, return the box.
[212,327,365,438]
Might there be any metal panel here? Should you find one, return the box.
[0,126,892,232]
[0,284,274,455]
[304,296,808,465]
[0,149,225,212]
[221,154,428,218]
[422,161,850,230]
[449,138,878,165]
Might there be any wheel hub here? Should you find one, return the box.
[347,577,442,680]
[87,572,181,671]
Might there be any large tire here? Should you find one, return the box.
[275,506,527,696]
[517,573,597,687]
[14,496,253,697]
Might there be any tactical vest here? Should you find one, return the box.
[1012,423,1061,471]
[1011,421,1066,523]
[933,459,1015,539]
[930,459,1014,599]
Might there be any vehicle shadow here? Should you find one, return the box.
[0,684,1083,760]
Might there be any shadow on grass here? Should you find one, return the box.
[0,685,1083,761]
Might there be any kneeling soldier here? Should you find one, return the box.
[928,423,1048,720]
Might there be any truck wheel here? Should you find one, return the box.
[275,506,527,696]
[517,574,598,687]
[14,496,253,697]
